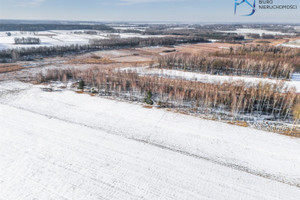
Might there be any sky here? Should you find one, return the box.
[0,0,299,23]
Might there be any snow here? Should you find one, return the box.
[0,30,165,50]
[112,26,147,31]
[0,30,94,49]
[118,33,164,39]
[280,40,300,48]
[208,39,219,43]
[221,29,294,36]
[292,73,300,81]
[0,81,300,199]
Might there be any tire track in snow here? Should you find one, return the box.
[1,102,299,189]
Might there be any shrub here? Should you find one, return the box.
[144,90,154,105]
[78,79,85,90]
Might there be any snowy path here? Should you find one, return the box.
[0,82,300,200]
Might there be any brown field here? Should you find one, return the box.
[67,43,244,67]
[0,64,23,73]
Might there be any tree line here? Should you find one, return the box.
[37,68,300,123]
[216,45,300,59]
[88,36,208,48]
[214,45,300,72]
[157,53,294,79]
[0,24,113,31]
[0,44,92,63]
[14,37,41,45]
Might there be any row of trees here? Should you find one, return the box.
[14,37,41,45]
[37,68,300,122]
[0,24,113,31]
[89,36,208,48]
[158,53,294,79]
[216,45,300,59]
[0,44,92,62]
[142,28,245,42]
[213,45,300,73]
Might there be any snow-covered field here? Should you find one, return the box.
[0,30,95,49]
[112,26,147,32]
[0,30,162,50]
[280,40,300,48]
[221,29,294,36]
[0,81,300,200]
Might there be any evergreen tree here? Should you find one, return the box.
[144,90,154,105]
[78,79,85,90]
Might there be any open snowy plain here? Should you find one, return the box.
[221,29,294,36]
[0,30,162,50]
[0,81,300,200]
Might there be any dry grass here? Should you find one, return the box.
[0,65,23,73]
[75,91,84,94]
[175,43,241,54]
[227,121,249,127]
[70,57,114,64]
[280,128,300,138]
[143,105,153,109]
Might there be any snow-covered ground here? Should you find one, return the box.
[112,26,147,32]
[0,81,300,200]
[0,30,163,50]
[0,30,95,49]
[280,40,300,48]
[292,73,300,81]
[118,33,164,39]
[221,29,294,36]
[122,67,300,92]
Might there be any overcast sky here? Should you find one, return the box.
[0,0,299,23]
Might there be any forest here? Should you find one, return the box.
[36,68,300,126]
[215,45,300,59]
[214,45,300,72]
[89,36,208,48]
[157,53,294,79]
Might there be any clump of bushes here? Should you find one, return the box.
[14,37,41,45]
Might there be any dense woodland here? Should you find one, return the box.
[158,53,294,79]
[141,29,245,42]
[214,45,300,72]
[89,36,208,48]
[216,45,300,59]
[0,44,91,62]
[37,68,300,123]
